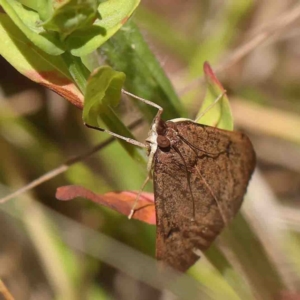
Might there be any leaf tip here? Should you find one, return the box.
[203,61,224,91]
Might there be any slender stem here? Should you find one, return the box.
[0,280,14,300]
[0,119,144,204]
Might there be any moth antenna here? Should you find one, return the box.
[194,90,227,123]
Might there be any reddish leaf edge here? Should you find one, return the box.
[56,185,156,225]
[203,61,225,91]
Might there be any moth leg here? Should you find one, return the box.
[122,90,164,219]
[123,89,164,174]
[128,175,151,219]
[85,89,164,148]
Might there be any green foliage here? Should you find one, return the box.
[0,0,64,55]
[3,2,298,300]
[0,13,70,78]
[67,0,140,56]
[100,20,186,122]
[0,0,140,56]
[83,66,148,165]
[83,66,126,126]
[41,0,99,38]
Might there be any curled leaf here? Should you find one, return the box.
[83,65,147,166]
[42,0,99,39]
[196,62,233,130]
[56,185,156,225]
[83,65,126,126]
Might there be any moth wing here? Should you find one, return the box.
[153,121,255,271]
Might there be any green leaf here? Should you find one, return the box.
[18,0,51,21]
[66,0,140,56]
[83,66,147,166]
[196,62,233,130]
[83,66,126,125]
[99,20,185,122]
[0,12,83,107]
[61,52,90,94]
[42,0,100,39]
[0,0,64,55]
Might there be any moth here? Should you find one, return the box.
[152,117,255,271]
[86,79,255,272]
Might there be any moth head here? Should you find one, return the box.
[157,135,170,149]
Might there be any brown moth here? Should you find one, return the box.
[152,118,255,272]
[86,82,255,272]
[123,87,255,272]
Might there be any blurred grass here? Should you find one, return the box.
[1,1,300,299]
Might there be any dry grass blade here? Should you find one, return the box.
[179,3,300,95]
[0,199,220,300]
[231,99,300,144]
[281,207,300,232]
[243,171,300,291]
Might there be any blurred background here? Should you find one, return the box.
[1,1,300,299]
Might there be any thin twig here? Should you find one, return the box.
[0,280,14,300]
[0,118,143,204]
[179,3,300,95]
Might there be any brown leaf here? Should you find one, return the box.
[24,70,84,109]
[56,185,156,225]
[279,291,300,300]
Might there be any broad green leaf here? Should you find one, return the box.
[196,62,233,130]
[0,0,64,55]
[42,0,100,39]
[66,0,140,56]
[83,66,147,166]
[0,13,83,108]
